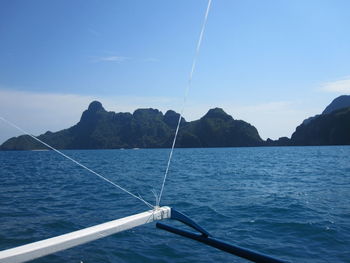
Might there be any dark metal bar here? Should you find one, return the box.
[157,222,289,263]
[156,208,289,263]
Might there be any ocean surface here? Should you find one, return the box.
[0,146,349,263]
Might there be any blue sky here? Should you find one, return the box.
[1,0,350,143]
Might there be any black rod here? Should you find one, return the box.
[157,222,289,263]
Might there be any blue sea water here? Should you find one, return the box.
[0,146,349,263]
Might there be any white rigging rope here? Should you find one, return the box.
[157,0,212,207]
[0,116,153,209]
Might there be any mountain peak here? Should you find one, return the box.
[133,108,163,119]
[88,101,105,112]
[322,95,350,114]
[164,110,186,128]
[80,101,106,123]
[203,108,232,120]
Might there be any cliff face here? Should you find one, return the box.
[288,95,350,146]
[0,102,263,150]
[291,107,350,146]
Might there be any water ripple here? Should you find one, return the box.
[0,146,349,262]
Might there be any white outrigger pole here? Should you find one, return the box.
[0,207,171,263]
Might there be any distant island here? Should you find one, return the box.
[1,95,350,150]
[0,101,263,150]
[266,95,350,146]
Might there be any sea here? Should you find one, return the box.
[0,146,349,263]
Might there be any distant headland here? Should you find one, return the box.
[1,95,350,150]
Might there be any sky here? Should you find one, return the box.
[1,0,350,144]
